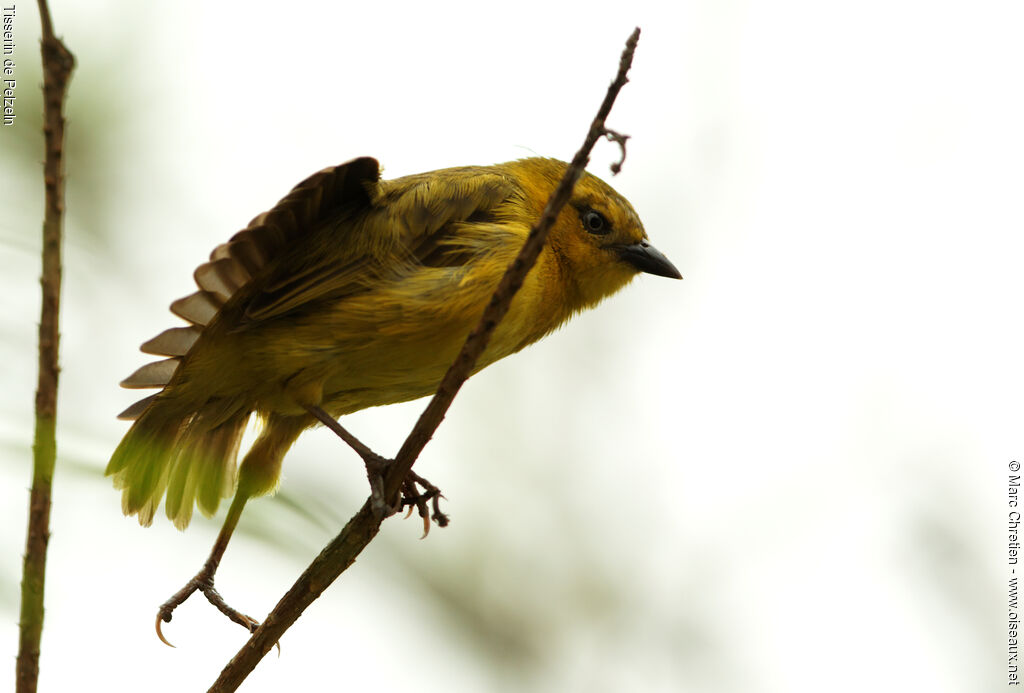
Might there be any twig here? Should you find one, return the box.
[384,26,641,503]
[604,128,631,174]
[16,2,74,693]
[206,27,642,693]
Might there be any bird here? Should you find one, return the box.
[106,155,681,641]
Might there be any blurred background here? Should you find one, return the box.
[1,1,1020,691]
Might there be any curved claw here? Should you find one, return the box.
[235,612,281,655]
[155,613,176,648]
[420,514,430,540]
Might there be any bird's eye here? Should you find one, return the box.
[581,209,609,235]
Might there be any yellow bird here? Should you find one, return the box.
[107,156,680,636]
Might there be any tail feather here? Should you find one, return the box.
[107,411,180,526]
[197,420,244,515]
[164,411,247,529]
[110,159,385,526]
[136,467,170,527]
[106,401,250,530]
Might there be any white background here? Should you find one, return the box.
[1,1,1020,691]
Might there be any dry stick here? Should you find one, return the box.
[384,28,640,504]
[16,3,74,693]
[207,27,642,693]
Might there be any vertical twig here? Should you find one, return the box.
[206,27,641,693]
[16,2,74,692]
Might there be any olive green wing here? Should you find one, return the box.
[238,164,516,324]
[118,157,382,416]
[118,159,518,419]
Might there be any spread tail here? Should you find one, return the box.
[106,399,250,530]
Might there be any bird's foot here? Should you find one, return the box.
[400,469,449,538]
[155,568,260,648]
[363,456,448,536]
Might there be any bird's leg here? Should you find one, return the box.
[155,493,260,647]
[303,404,448,534]
[302,404,397,520]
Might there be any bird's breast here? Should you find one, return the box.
[306,251,567,414]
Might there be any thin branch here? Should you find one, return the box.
[207,27,642,693]
[16,2,74,693]
[384,25,641,503]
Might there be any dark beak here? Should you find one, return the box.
[616,240,682,279]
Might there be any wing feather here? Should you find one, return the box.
[140,326,201,356]
[239,168,515,324]
[118,157,383,413]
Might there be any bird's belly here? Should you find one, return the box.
[318,330,474,414]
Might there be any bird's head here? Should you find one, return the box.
[507,158,681,311]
